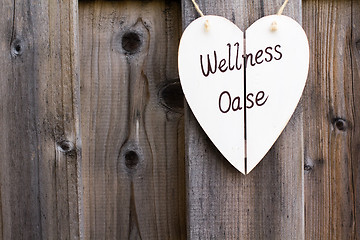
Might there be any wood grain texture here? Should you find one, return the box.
[182,0,304,239]
[352,1,360,238]
[0,0,82,239]
[79,1,186,239]
[303,0,360,239]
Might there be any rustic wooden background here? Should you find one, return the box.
[0,0,359,239]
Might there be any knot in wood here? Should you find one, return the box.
[304,157,315,172]
[333,118,347,131]
[124,150,139,169]
[304,164,313,172]
[57,140,75,155]
[11,39,23,57]
[158,80,184,112]
[119,142,143,172]
[121,31,142,55]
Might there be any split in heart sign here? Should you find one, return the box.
[178,15,309,174]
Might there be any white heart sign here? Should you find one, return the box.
[178,15,309,174]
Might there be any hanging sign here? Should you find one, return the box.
[178,15,309,174]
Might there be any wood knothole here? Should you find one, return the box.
[304,164,313,172]
[119,142,142,172]
[11,38,23,57]
[304,158,324,173]
[121,31,142,55]
[158,80,184,112]
[304,157,314,172]
[333,118,347,131]
[57,140,76,155]
[124,150,139,169]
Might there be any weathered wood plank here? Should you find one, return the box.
[0,0,82,239]
[79,1,186,239]
[303,0,360,239]
[352,1,360,238]
[182,0,304,239]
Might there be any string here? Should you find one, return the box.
[277,0,289,15]
[191,0,204,17]
[191,0,210,30]
[190,0,290,31]
[191,0,289,18]
[271,0,290,31]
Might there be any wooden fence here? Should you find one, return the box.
[0,0,359,239]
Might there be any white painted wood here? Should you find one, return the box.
[246,15,309,172]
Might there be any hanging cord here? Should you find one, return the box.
[271,0,290,31]
[277,0,289,15]
[191,0,210,30]
[190,0,289,31]
[191,0,289,19]
[191,0,204,17]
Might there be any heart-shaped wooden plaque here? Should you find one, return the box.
[178,15,309,174]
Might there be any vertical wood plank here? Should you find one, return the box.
[79,1,186,239]
[352,1,360,238]
[0,0,82,239]
[182,0,304,239]
[303,0,360,238]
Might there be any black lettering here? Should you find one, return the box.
[219,59,228,72]
[255,50,264,64]
[232,96,242,111]
[200,51,217,77]
[255,91,269,106]
[227,43,235,71]
[274,44,282,60]
[246,93,254,108]
[264,47,273,62]
[243,53,256,68]
[234,42,242,70]
[219,91,231,113]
